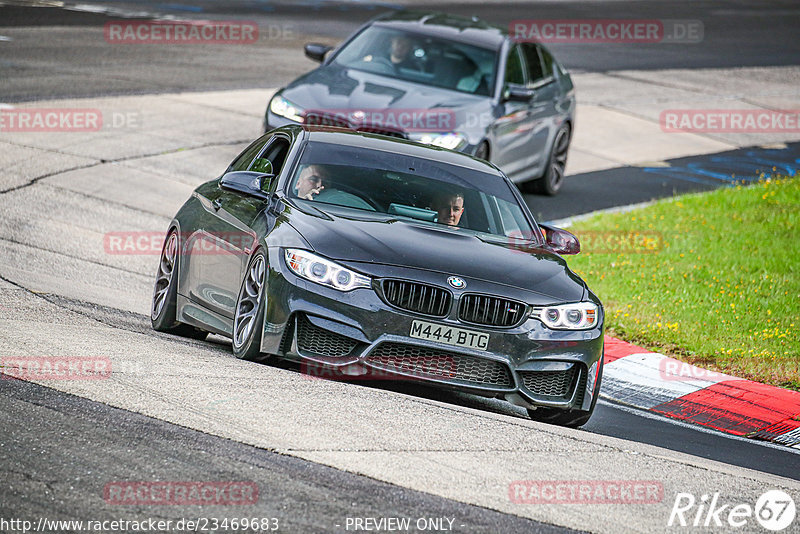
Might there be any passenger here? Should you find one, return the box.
[293,164,328,200]
[432,191,465,227]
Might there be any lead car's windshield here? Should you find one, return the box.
[288,141,541,242]
[331,25,497,97]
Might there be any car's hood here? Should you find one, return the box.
[286,206,585,302]
[282,64,485,120]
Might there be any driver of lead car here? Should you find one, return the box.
[293,164,329,200]
[363,35,420,70]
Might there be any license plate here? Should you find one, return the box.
[409,320,489,350]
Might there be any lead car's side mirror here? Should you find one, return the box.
[304,43,333,63]
[503,83,536,102]
[539,224,580,255]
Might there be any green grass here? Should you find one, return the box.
[567,177,799,390]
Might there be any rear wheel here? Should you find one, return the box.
[232,250,269,362]
[527,359,603,428]
[526,123,570,196]
[151,230,207,340]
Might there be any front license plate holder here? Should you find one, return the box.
[409,320,489,350]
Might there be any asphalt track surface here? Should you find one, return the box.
[1,2,800,533]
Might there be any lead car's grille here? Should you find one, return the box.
[459,294,526,327]
[365,343,512,388]
[519,365,580,398]
[382,280,451,317]
[296,315,359,357]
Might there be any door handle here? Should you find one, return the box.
[212,198,223,211]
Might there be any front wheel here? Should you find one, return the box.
[527,360,603,428]
[151,230,207,340]
[526,123,570,196]
[232,250,270,362]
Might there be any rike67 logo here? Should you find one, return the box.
[668,490,796,531]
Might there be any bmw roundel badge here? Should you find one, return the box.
[447,276,466,289]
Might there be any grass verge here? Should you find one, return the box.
[567,177,799,390]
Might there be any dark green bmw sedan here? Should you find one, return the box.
[152,125,603,427]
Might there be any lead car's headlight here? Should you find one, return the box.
[534,302,599,330]
[285,249,371,291]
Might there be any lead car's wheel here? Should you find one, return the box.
[527,360,603,428]
[525,123,571,196]
[151,230,207,340]
[232,250,270,362]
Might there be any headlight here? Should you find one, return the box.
[409,132,466,151]
[532,302,598,330]
[269,94,305,123]
[284,249,371,291]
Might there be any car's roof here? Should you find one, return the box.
[294,125,503,175]
[371,11,507,50]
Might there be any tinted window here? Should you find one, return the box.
[255,138,290,175]
[540,46,555,78]
[504,45,525,85]
[289,141,541,242]
[521,44,545,85]
[229,135,271,172]
[332,26,497,96]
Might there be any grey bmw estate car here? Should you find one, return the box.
[265,11,576,195]
[152,125,603,427]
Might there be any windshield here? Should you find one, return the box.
[331,25,497,97]
[288,141,540,242]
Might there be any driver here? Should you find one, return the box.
[363,34,420,71]
[293,164,329,201]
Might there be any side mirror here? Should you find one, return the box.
[504,84,535,102]
[304,43,333,63]
[539,224,580,255]
[220,171,273,200]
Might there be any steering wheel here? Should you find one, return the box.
[361,55,395,74]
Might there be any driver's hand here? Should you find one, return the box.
[302,185,324,200]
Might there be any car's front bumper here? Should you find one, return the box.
[260,249,603,412]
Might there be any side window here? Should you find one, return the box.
[228,134,272,172]
[521,44,546,86]
[540,46,555,79]
[504,45,525,85]
[253,138,291,177]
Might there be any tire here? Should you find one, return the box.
[526,123,571,196]
[474,141,490,161]
[527,359,603,428]
[151,230,207,340]
[232,250,269,362]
